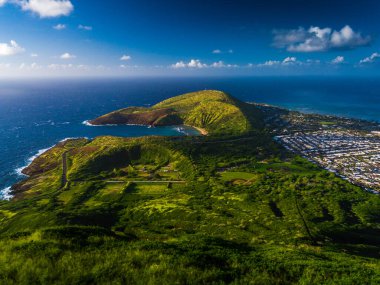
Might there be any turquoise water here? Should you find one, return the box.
[1,77,379,198]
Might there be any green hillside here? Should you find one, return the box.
[0,91,379,284]
[1,133,379,283]
[90,90,262,135]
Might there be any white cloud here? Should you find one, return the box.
[188,59,207,68]
[282,56,297,64]
[60,52,75,59]
[330,26,369,48]
[171,59,207,69]
[171,59,204,69]
[0,0,7,7]
[120,55,131,61]
[78,24,92,31]
[171,61,187,69]
[53,23,66,30]
[171,59,237,69]
[258,57,300,67]
[332,56,345,64]
[273,25,370,52]
[0,40,25,56]
[359,52,380,64]
[211,61,225,68]
[19,0,74,18]
[30,53,38,57]
[258,60,281,67]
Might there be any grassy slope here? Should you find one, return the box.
[0,134,379,284]
[90,90,262,135]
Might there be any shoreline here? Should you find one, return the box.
[15,146,54,177]
[186,125,208,136]
[0,187,12,201]
[83,119,208,136]
[251,102,380,124]
[1,137,87,200]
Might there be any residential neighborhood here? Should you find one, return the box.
[276,131,380,193]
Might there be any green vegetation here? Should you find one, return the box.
[0,91,379,284]
[90,90,263,135]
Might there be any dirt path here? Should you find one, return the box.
[61,151,68,188]
[106,180,186,183]
[187,136,257,145]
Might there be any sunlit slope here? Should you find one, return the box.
[10,136,194,199]
[90,90,262,135]
[1,134,379,283]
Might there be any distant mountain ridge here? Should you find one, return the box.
[89,90,262,135]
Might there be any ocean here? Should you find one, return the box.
[1,77,380,199]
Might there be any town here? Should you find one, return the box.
[276,130,380,193]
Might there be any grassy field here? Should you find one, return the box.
[0,133,379,284]
[220,171,259,184]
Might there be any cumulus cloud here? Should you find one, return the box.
[60,52,75,59]
[211,61,226,68]
[171,59,237,69]
[0,40,25,56]
[282,56,297,65]
[30,53,38,57]
[171,61,187,69]
[78,24,92,31]
[19,0,74,18]
[332,56,345,64]
[171,59,208,69]
[188,59,207,68]
[273,25,370,52]
[359,52,380,64]
[120,55,131,61]
[258,57,299,67]
[258,60,280,67]
[53,23,66,30]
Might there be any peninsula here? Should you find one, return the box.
[88,90,263,136]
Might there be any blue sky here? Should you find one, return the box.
[0,0,379,76]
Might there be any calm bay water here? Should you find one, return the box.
[1,77,380,198]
